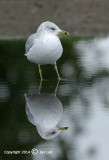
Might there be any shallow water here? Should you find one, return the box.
[0,37,109,160]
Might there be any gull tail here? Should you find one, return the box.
[24,53,27,56]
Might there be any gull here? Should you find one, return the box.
[25,21,69,81]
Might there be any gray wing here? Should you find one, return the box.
[25,33,36,56]
[25,93,36,126]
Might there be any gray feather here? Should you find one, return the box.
[25,33,36,56]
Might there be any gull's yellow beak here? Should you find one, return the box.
[58,127,69,131]
[59,30,69,35]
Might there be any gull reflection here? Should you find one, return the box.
[25,81,69,140]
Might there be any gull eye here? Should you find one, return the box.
[50,27,55,31]
[50,131,56,134]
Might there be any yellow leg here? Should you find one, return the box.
[54,63,61,81]
[38,65,42,81]
[38,65,48,82]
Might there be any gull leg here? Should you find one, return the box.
[38,65,48,81]
[38,65,43,81]
[54,63,61,81]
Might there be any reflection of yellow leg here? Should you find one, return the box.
[38,65,42,81]
[54,80,60,95]
[39,80,42,93]
[54,63,61,81]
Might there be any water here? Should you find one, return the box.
[0,37,109,160]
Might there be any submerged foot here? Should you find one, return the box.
[57,77,67,81]
[42,79,48,81]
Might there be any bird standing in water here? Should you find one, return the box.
[25,21,69,81]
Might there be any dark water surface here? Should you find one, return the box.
[0,37,109,160]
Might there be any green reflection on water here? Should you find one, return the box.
[1,37,109,160]
[0,38,79,160]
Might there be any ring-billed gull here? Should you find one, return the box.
[25,21,69,81]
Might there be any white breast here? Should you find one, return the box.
[27,34,63,65]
